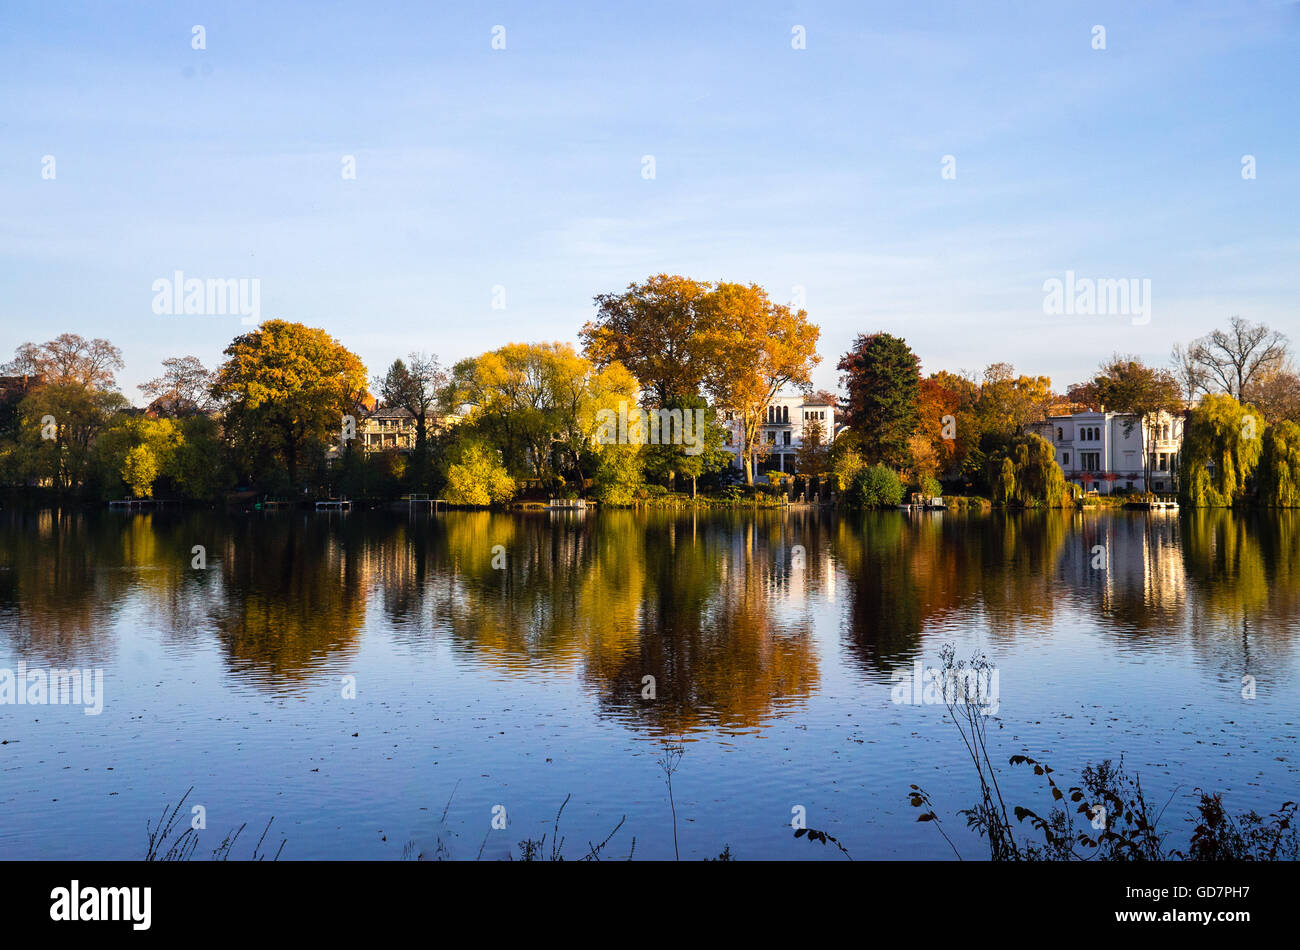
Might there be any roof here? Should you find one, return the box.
[365,406,416,419]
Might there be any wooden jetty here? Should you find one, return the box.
[1123,495,1179,511]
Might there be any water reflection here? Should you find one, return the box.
[2,507,1297,733]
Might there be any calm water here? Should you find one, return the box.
[1,507,1297,860]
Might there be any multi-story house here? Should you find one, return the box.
[1032,408,1184,494]
[359,406,417,453]
[720,393,837,478]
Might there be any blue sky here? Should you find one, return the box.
[2,0,1297,402]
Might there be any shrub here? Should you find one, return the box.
[850,463,904,508]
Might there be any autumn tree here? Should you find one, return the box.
[915,375,962,480]
[701,283,821,485]
[122,444,160,498]
[210,320,368,488]
[139,356,215,416]
[446,342,640,493]
[3,334,126,492]
[581,274,717,406]
[926,370,981,484]
[444,442,517,506]
[1243,363,1300,425]
[4,333,123,389]
[975,363,1052,443]
[583,275,748,489]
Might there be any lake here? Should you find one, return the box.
[1,506,1297,860]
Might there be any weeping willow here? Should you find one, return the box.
[1179,394,1262,507]
[1258,420,1300,508]
[989,433,1068,508]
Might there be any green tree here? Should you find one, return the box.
[988,433,1068,508]
[1257,421,1300,508]
[16,384,127,492]
[92,415,182,499]
[593,443,644,506]
[837,333,919,469]
[1179,394,1262,507]
[168,415,232,501]
[642,392,730,496]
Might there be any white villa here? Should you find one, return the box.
[1031,409,1184,495]
[720,393,837,477]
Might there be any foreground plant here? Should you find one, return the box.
[145,787,285,861]
[903,645,1298,861]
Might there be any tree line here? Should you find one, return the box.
[1,281,1296,508]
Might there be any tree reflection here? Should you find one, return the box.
[2,507,1298,730]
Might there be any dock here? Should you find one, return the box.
[1124,496,1179,511]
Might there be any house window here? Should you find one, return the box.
[1063,452,1070,466]
[1057,427,1063,440]
[783,431,792,445]
[1081,452,1101,471]
[766,431,776,444]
